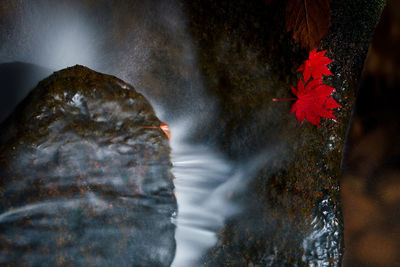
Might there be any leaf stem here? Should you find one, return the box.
[272,98,297,101]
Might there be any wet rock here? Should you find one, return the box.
[0,66,176,266]
[180,0,386,265]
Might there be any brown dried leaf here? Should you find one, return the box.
[285,0,331,50]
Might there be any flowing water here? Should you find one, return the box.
[169,121,236,266]
[0,1,257,265]
[0,0,344,265]
[167,121,269,266]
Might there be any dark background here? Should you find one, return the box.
[341,0,400,265]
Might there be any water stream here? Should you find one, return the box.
[169,122,236,266]
[1,1,243,264]
[0,0,344,265]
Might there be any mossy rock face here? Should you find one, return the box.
[0,65,176,266]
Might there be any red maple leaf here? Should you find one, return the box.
[297,49,333,82]
[289,79,341,126]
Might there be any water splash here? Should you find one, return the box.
[166,120,269,266]
[164,120,233,266]
[302,195,342,266]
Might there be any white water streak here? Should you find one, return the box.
[168,120,269,267]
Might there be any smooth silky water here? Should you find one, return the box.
[168,120,260,266]
[0,1,257,264]
[0,0,343,265]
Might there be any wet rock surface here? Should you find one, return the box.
[0,66,176,266]
[181,0,385,265]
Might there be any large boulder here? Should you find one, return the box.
[0,66,176,266]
